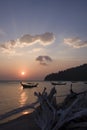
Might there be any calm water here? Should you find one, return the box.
[0,81,87,123]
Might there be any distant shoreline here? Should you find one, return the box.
[44,64,87,81]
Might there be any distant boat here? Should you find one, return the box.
[51,82,66,86]
[20,82,38,88]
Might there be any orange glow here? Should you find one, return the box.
[17,67,30,80]
[21,71,26,76]
[22,111,29,115]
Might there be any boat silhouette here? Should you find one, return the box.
[20,82,38,88]
[51,82,66,86]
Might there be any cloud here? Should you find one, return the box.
[0,32,55,55]
[0,40,17,55]
[64,37,87,48]
[0,40,23,56]
[36,55,52,66]
[0,40,16,50]
[1,47,22,56]
[19,32,55,46]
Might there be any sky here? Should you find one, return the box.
[0,0,87,80]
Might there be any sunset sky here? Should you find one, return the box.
[0,0,87,80]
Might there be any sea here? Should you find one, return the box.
[0,81,87,124]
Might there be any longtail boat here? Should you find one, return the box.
[20,82,38,88]
[51,82,66,86]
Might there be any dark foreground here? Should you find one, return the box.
[0,112,40,130]
[0,86,87,130]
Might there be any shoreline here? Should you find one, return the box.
[0,112,40,130]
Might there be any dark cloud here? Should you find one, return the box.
[20,32,55,46]
[0,32,55,55]
[64,37,87,48]
[20,34,35,45]
[36,55,52,66]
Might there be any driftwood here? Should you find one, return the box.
[34,87,87,130]
[34,87,57,130]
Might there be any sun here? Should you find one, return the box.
[21,71,25,76]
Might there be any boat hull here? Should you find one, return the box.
[20,82,38,88]
[51,82,66,85]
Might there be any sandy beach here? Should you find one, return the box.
[0,112,40,130]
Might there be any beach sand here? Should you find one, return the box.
[0,112,40,130]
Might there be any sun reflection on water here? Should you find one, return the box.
[22,111,29,115]
[19,91,28,107]
[19,89,33,115]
